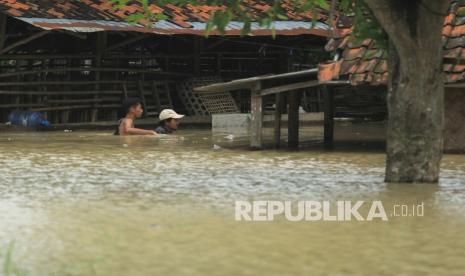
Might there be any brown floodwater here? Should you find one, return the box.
[0,124,464,275]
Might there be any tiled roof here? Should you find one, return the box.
[0,0,331,36]
[318,0,465,85]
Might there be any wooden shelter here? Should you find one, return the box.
[0,0,331,126]
[195,68,348,149]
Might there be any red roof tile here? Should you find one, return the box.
[318,61,342,82]
[0,0,331,36]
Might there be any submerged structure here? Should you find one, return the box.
[198,1,465,152]
[0,0,331,125]
[319,0,465,152]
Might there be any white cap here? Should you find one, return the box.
[159,109,185,121]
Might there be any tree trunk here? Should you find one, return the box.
[364,0,449,183]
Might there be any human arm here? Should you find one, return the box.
[119,119,157,136]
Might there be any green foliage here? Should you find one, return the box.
[349,0,388,48]
[110,0,387,47]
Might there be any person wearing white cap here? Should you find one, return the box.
[155,109,185,134]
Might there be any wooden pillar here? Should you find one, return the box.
[274,93,283,148]
[0,13,6,51]
[216,53,222,75]
[61,58,72,124]
[138,80,147,117]
[92,32,107,122]
[122,83,128,99]
[288,91,301,149]
[323,85,335,144]
[193,37,203,76]
[41,58,48,120]
[250,82,263,149]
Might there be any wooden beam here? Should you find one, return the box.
[250,82,263,149]
[194,68,318,93]
[58,30,87,40]
[122,84,128,99]
[0,90,122,95]
[138,80,148,117]
[0,80,144,86]
[105,34,150,52]
[323,86,335,144]
[288,91,301,149]
[204,39,226,51]
[195,80,254,93]
[274,93,283,148]
[193,37,203,76]
[32,105,93,112]
[0,31,49,55]
[0,67,191,78]
[31,104,121,112]
[47,99,103,104]
[260,80,320,96]
[0,103,45,108]
[152,81,161,111]
[92,31,107,122]
[0,13,7,51]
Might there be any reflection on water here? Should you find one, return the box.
[0,125,465,275]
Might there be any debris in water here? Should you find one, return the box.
[150,224,161,229]
[213,144,222,150]
[122,144,129,148]
[64,129,72,133]
[224,134,235,140]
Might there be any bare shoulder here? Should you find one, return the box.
[118,118,134,135]
[120,118,134,127]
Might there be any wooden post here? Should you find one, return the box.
[288,91,300,149]
[250,82,263,149]
[41,58,48,120]
[92,32,107,122]
[138,80,147,117]
[216,53,222,75]
[151,81,161,112]
[274,93,283,148]
[193,37,202,76]
[61,58,72,124]
[323,85,335,144]
[0,13,6,51]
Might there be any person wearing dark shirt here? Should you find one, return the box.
[155,109,185,134]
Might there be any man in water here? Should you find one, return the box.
[116,98,157,136]
[155,109,185,134]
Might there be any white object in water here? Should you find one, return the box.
[64,129,72,133]
[122,144,129,148]
[224,134,235,141]
[213,144,222,150]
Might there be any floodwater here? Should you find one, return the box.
[0,124,465,275]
